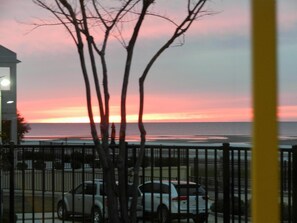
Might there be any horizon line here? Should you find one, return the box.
[27,121,297,124]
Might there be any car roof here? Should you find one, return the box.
[84,179,103,184]
[141,180,197,185]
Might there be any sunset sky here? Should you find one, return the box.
[0,1,296,123]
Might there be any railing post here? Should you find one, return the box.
[223,143,230,223]
[9,142,15,222]
[125,142,128,186]
[133,145,137,167]
[292,145,297,222]
[0,144,3,223]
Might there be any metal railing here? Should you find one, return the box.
[0,143,296,222]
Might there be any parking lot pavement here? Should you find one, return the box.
[16,212,225,223]
[16,213,81,223]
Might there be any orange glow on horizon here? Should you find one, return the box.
[32,113,209,123]
[19,93,254,123]
[27,108,252,123]
[23,104,297,123]
[18,93,297,124]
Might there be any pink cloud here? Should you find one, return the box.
[1,20,74,56]
[1,1,254,58]
[278,1,297,30]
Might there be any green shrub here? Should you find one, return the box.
[210,197,246,216]
[281,202,292,221]
[126,156,150,168]
[21,151,56,161]
[63,154,71,163]
[1,160,11,171]
[85,154,96,163]
[16,162,28,170]
[71,160,82,169]
[210,198,224,213]
[89,159,101,169]
[33,160,46,170]
[71,151,84,163]
[54,161,64,169]
[154,157,180,167]
[2,210,17,223]
[127,158,134,168]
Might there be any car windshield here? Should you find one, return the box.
[175,184,205,196]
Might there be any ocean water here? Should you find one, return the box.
[24,122,297,146]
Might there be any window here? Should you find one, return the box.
[85,183,97,195]
[175,185,205,196]
[139,183,153,193]
[100,183,109,196]
[74,184,84,194]
[139,183,170,194]
[74,183,97,195]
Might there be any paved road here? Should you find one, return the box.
[16,213,232,223]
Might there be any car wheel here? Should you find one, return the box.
[57,201,69,220]
[157,205,170,223]
[193,213,208,223]
[91,207,103,223]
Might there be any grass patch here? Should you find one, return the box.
[3,194,57,213]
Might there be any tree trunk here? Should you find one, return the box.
[32,1,211,222]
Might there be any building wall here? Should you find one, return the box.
[0,45,19,143]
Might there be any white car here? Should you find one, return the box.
[56,179,106,222]
[57,179,142,222]
[138,180,209,223]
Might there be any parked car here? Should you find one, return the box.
[138,180,209,223]
[56,179,142,222]
[57,179,106,222]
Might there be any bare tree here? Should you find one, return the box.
[32,0,211,222]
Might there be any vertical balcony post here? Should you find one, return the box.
[223,143,230,223]
[9,143,15,222]
[292,145,297,222]
[252,0,279,222]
